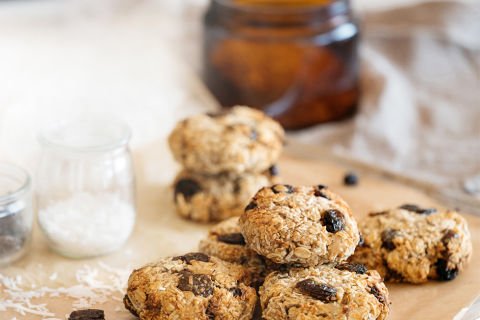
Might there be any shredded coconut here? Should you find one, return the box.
[0,263,130,318]
[38,193,135,257]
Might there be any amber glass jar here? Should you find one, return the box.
[203,0,360,129]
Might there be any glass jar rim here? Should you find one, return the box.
[213,0,348,14]
[0,162,31,205]
[38,115,132,153]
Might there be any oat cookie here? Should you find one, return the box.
[168,106,285,175]
[199,217,267,287]
[124,253,257,320]
[260,264,390,320]
[239,185,360,266]
[351,205,472,283]
[173,166,279,222]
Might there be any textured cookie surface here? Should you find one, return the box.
[168,106,285,175]
[173,167,279,222]
[351,205,472,283]
[239,185,360,266]
[124,253,257,320]
[199,217,267,287]
[260,264,390,320]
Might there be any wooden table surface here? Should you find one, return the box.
[1,152,479,320]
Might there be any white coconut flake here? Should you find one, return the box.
[0,263,130,318]
[38,192,135,257]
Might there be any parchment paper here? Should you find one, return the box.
[1,151,479,320]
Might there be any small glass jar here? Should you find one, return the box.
[203,0,360,130]
[36,116,136,258]
[0,163,33,266]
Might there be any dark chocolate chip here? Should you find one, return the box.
[381,229,399,251]
[68,309,105,320]
[399,204,437,215]
[177,271,214,297]
[173,252,210,264]
[314,185,330,200]
[335,263,367,274]
[343,172,358,186]
[245,201,257,211]
[435,259,458,281]
[123,295,139,317]
[321,210,345,233]
[296,279,337,303]
[217,233,246,245]
[369,285,386,304]
[229,287,243,297]
[272,184,294,194]
[174,179,201,201]
[268,165,280,177]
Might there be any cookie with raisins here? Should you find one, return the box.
[350,205,472,283]
[173,168,279,222]
[124,253,257,320]
[239,185,360,266]
[260,264,390,320]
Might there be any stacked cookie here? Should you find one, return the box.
[168,106,285,222]
[200,184,391,320]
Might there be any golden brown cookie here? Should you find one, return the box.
[124,253,257,320]
[240,185,360,266]
[351,205,472,283]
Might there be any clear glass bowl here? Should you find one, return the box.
[36,116,136,258]
[0,163,33,266]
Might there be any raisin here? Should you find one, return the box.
[123,295,139,317]
[245,201,257,211]
[229,287,243,297]
[177,271,214,297]
[369,285,386,304]
[272,184,294,194]
[399,204,437,215]
[321,210,345,233]
[435,259,458,281]
[442,229,458,246]
[174,179,201,201]
[217,233,246,245]
[268,165,280,176]
[314,185,330,199]
[174,252,210,264]
[296,279,337,303]
[343,172,358,186]
[381,229,398,251]
[335,263,367,274]
[68,309,105,320]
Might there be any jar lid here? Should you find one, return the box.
[38,115,132,153]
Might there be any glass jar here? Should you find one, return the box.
[36,116,136,258]
[203,0,360,130]
[0,163,33,266]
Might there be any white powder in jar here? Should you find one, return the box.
[38,193,135,257]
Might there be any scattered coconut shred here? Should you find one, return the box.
[0,262,130,319]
